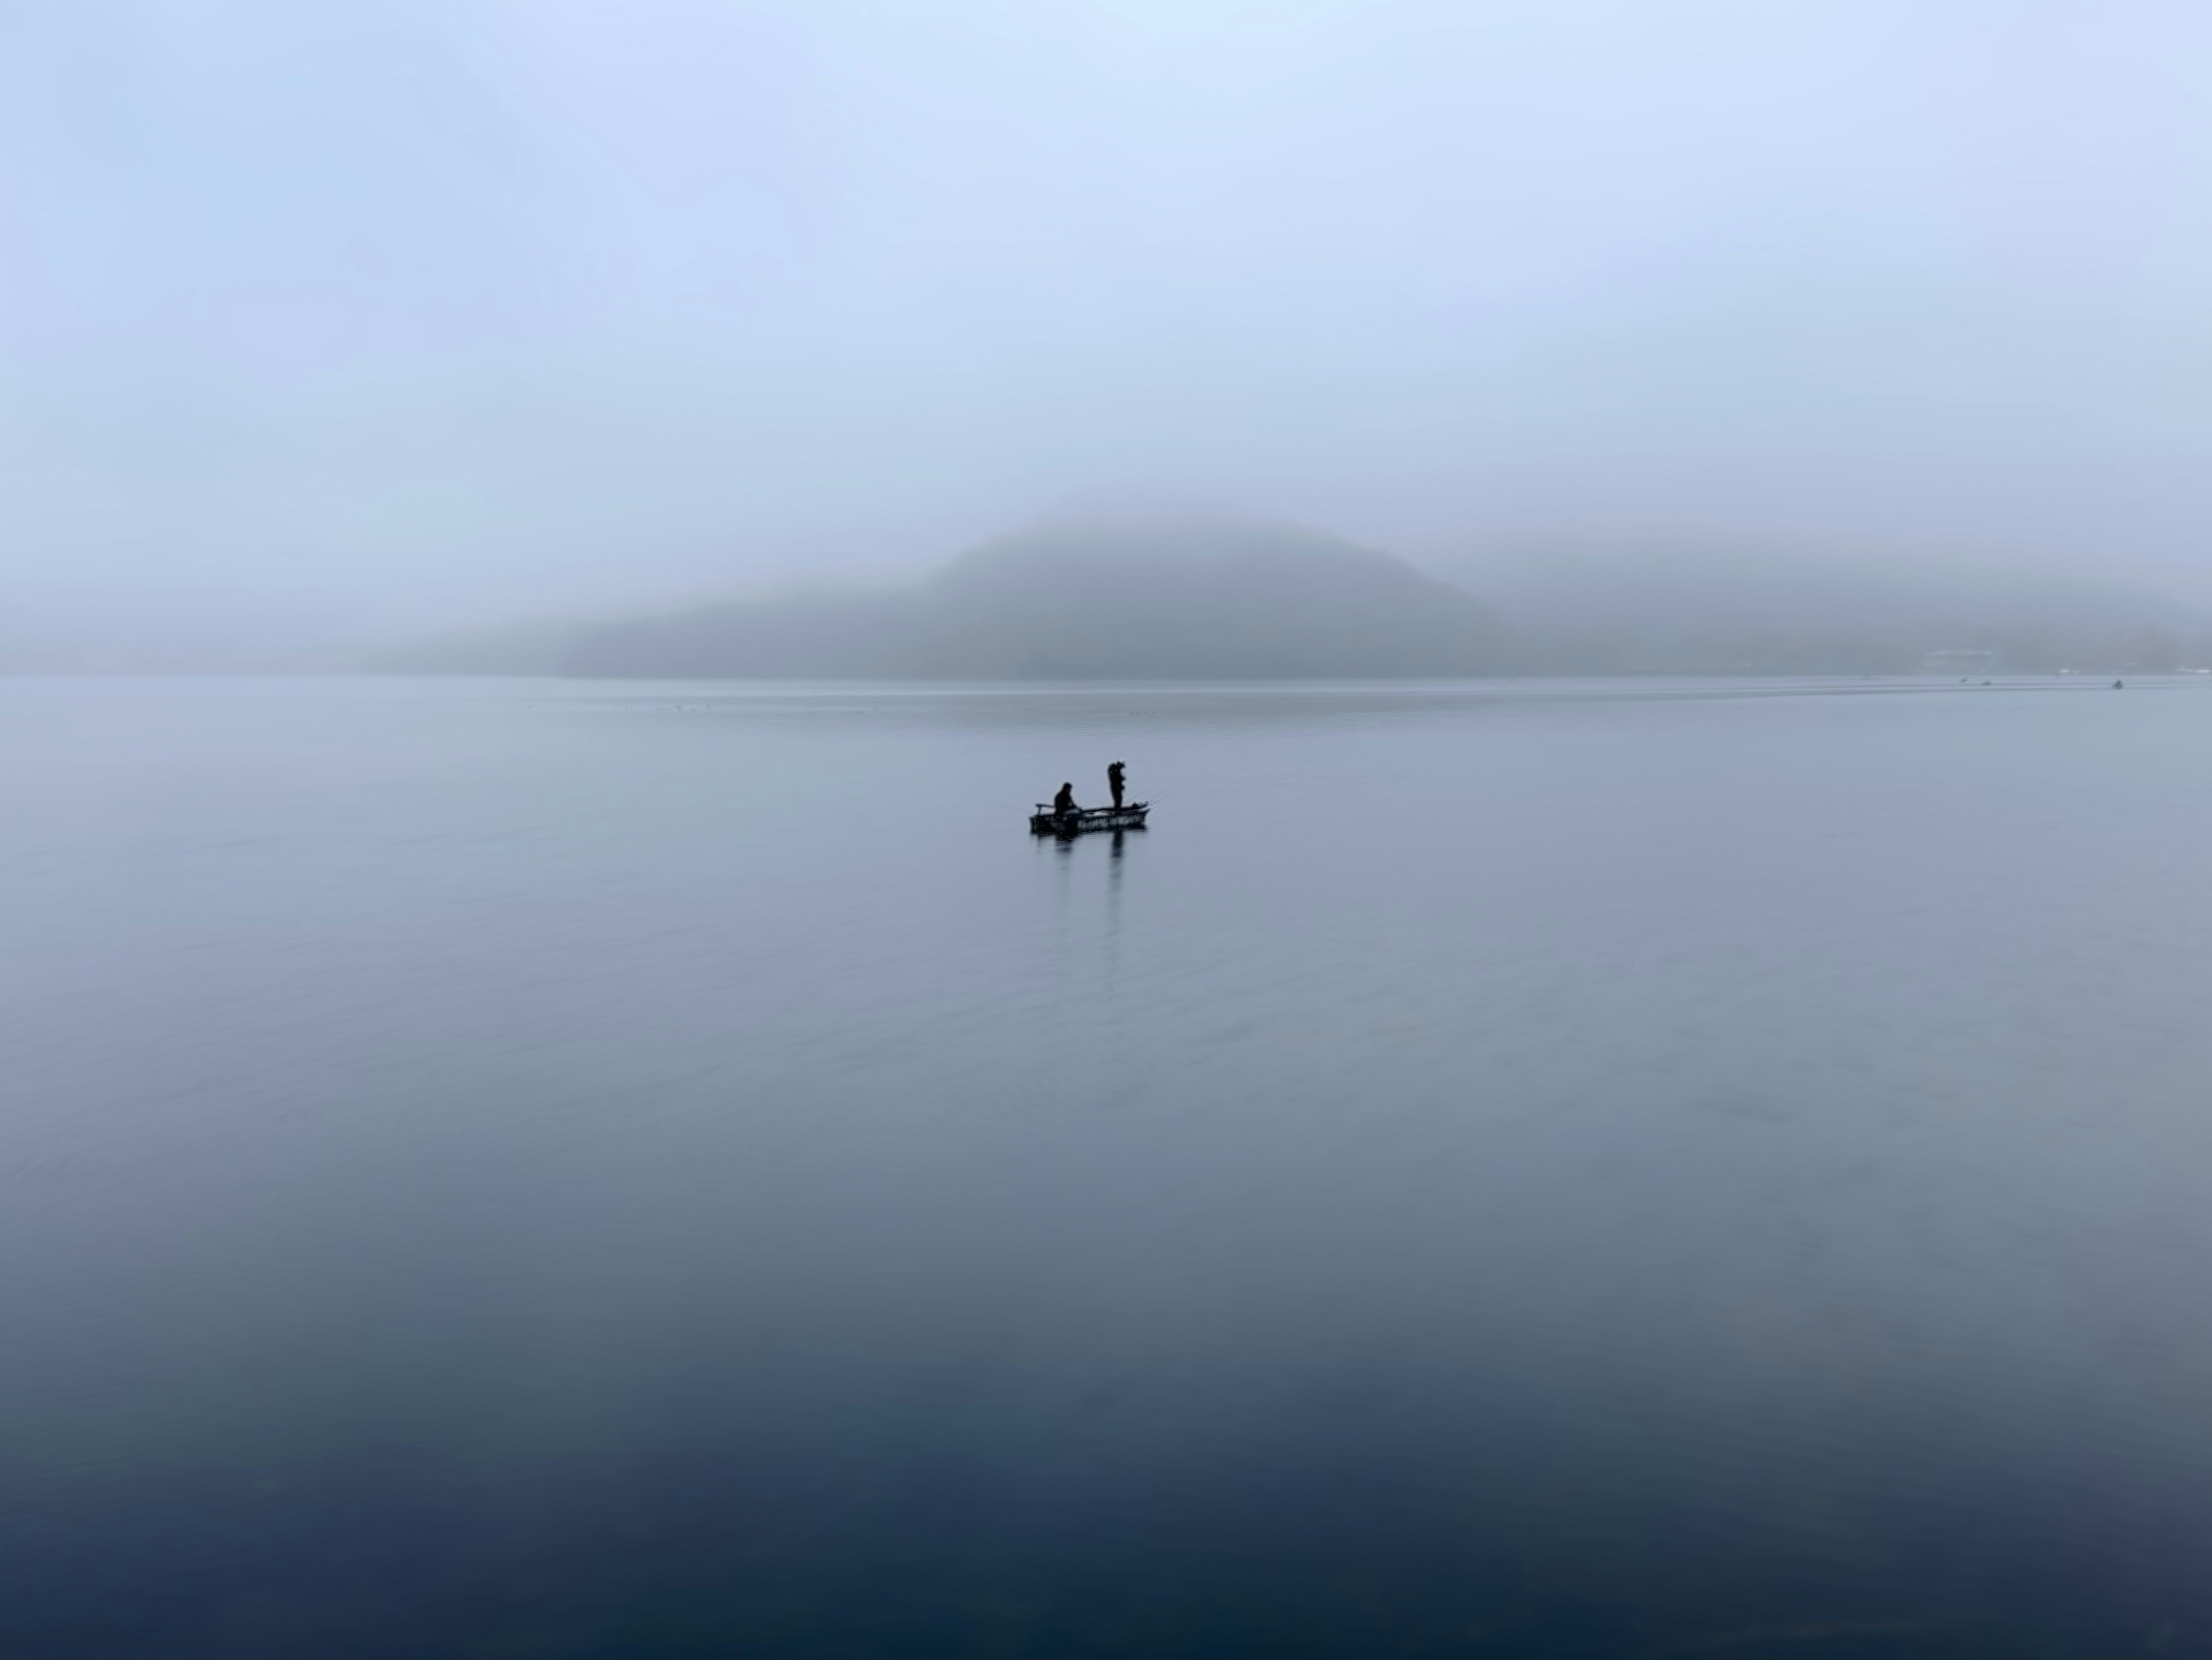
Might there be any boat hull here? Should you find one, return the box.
[1030,803,1149,837]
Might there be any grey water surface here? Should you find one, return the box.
[6,675,2212,1658]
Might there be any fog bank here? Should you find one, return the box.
[7,2,2212,665]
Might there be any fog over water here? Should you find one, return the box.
[8,2,2212,664]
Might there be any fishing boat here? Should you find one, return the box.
[1030,801,1149,837]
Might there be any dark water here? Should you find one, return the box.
[7,675,2212,1658]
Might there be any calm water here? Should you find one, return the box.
[6,675,2212,1658]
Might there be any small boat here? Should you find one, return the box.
[1031,801,1149,837]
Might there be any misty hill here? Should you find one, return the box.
[522,522,1515,679]
[1436,544,2212,674]
[380,527,2212,681]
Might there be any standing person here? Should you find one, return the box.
[1107,760,1126,810]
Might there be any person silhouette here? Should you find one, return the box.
[1107,760,1126,810]
[1053,781,1078,820]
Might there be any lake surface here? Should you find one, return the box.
[6,674,2212,1658]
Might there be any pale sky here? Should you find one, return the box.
[5,1,2211,661]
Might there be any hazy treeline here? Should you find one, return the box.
[378,521,2212,680]
[1513,624,2211,677]
[1449,548,2212,676]
[388,522,1514,680]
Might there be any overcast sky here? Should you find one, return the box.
[5,1,2211,660]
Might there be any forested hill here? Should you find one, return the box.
[375,524,2212,679]
[529,522,1514,679]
